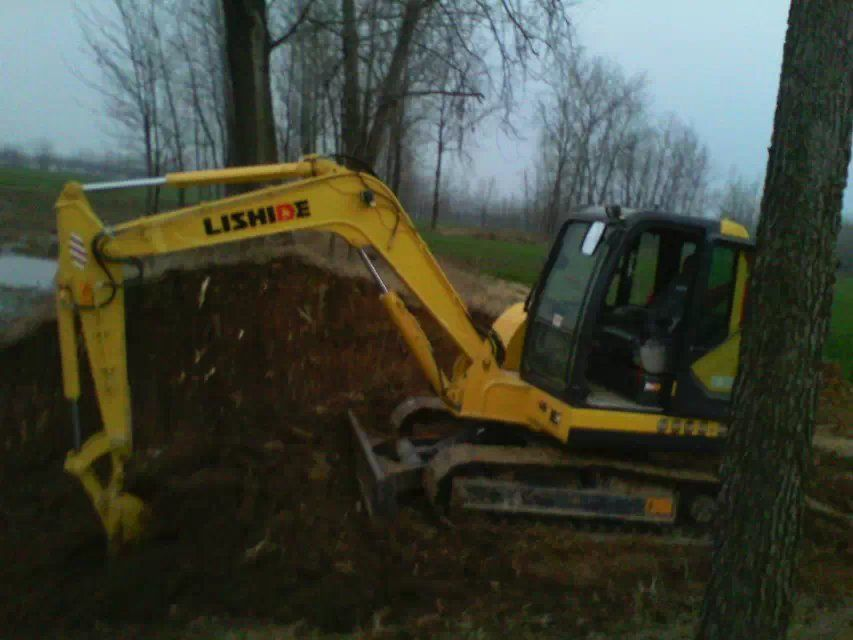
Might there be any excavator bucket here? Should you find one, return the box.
[64,447,151,552]
[106,492,150,549]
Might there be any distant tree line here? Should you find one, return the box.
[74,0,571,220]
[0,141,143,177]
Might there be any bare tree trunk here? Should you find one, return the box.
[210,0,229,170]
[341,0,361,158]
[297,6,315,156]
[430,101,447,230]
[362,0,434,167]
[391,108,406,194]
[156,23,185,206]
[299,42,313,154]
[178,18,220,168]
[222,0,278,190]
[546,158,566,233]
[697,2,852,639]
[330,0,363,258]
[389,66,409,193]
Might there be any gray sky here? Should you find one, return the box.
[471,0,788,196]
[0,2,106,154]
[0,0,848,212]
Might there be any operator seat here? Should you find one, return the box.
[637,253,699,373]
[589,254,699,404]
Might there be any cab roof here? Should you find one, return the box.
[569,206,753,246]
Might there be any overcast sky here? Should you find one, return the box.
[470,0,787,198]
[0,0,849,213]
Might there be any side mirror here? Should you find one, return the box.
[581,221,606,256]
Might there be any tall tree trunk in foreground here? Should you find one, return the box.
[222,0,278,193]
[697,2,852,639]
[341,0,361,159]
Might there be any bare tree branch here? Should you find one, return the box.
[268,0,317,50]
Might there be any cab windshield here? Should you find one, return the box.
[523,221,612,389]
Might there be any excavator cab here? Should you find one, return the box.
[521,209,753,424]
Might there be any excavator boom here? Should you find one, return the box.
[55,157,494,547]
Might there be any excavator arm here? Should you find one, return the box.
[55,156,494,548]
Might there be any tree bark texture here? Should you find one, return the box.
[430,101,446,230]
[362,0,434,167]
[222,0,278,186]
[341,0,361,159]
[697,2,852,639]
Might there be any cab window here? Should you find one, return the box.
[523,222,609,390]
[696,245,738,348]
[604,231,695,310]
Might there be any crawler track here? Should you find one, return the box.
[351,399,722,542]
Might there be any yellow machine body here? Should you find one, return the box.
[54,156,750,547]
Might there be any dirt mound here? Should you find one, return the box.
[0,256,850,638]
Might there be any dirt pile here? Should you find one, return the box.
[0,256,850,638]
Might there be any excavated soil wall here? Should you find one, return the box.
[0,256,850,638]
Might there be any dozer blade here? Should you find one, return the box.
[348,410,430,519]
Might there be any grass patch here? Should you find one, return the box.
[419,229,548,285]
[0,166,214,255]
[0,166,93,192]
[826,275,852,380]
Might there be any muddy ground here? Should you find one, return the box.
[1,255,851,639]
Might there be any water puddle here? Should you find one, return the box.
[0,254,57,343]
[0,254,57,290]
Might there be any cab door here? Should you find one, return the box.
[671,241,751,419]
[521,220,611,399]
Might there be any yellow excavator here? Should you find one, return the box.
[54,156,752,548]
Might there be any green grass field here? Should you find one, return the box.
[0,166,208,254]
[419,229,549,284]
[827,276,852,380]
[0,165,201,223]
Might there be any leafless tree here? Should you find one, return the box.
[538,49,646,231]
[174,0,229,174]
[537,45,712,232]
[33,140,56,172]
[716,170,763,231]
[220,0,314,189]
[78,0,169,211]
[0,145,26,168]
[332,0,572,168]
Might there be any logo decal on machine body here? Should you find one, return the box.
[203,200,311,235]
